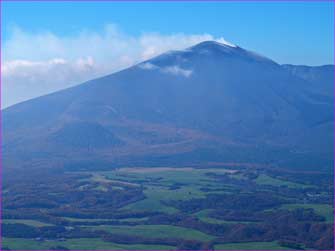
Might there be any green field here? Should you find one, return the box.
[144,184,206,200]
[195,209,255,224]
[2,219,54,227]
[255,174,309,188]
[62,217,148,223]
[3,167,333,250]
[122,184,207,213]
[122,197,179,213]
[87,224,215,241]
[118,168,239,213]
[98,168,235,188]
[214,241,291,250]
[2,238,175,250]
[281,203,334,222]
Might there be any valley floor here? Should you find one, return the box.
[2,165,333,250]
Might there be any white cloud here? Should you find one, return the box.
[138,62,159,70]
[162,65,193,77]
[3,57,94,77]
[215,39,236,48]
[2,57,98,108]
[139,62,192,78]
[2,24,233,108]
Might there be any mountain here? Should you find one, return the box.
[282,64,334,97]
[3,41,334,172]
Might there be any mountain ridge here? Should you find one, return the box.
[3,41,334,172]
[3,41,333,111]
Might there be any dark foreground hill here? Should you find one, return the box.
[3,41,334,172]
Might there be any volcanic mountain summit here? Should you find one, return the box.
[3,41,334,171]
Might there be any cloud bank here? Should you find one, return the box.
[2,24,233,108]
[138,62,193,78]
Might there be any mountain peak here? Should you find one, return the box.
[188,40,243,56]
[183,40,276,66]
[191,40,237,50]
[144,40,277,69]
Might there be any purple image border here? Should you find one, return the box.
[0,0,333,251]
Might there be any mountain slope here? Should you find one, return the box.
[282,64,334,97]
[3,41,334,171]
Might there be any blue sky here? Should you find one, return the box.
[3,1,334,65]
[1,1,334,108]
